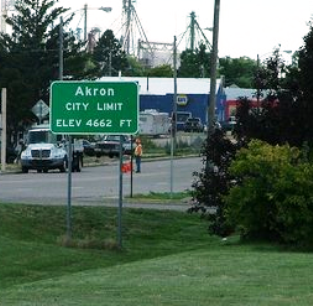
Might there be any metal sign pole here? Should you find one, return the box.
[66,136,73,241]
[117,136,123,248]
[130,135,133,198]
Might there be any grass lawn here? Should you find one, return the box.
[1,203,313,305]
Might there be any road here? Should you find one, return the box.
[0,157,203,208]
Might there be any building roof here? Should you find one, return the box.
[225,87,268,101]
[97,77,223,96]
[225,88,258,100]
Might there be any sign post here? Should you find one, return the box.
[50,81,139,248]
[32,99,49,124]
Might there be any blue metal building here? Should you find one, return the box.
[98,77,226,125]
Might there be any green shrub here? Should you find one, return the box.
[225,139,313,245]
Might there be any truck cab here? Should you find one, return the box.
[20,125,71,173]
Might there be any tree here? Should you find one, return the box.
[219,56,257,88]
[178,43,210,77]
[234,48,306,148]
[0,0,92,143]
[225,140,313,245]
[296,21,313,143]
[189,129,237,236]
[147,64,173,77]
[92,29,128,77]
[123,56,146,76]
[190,48,304,237]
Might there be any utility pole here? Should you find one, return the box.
[59,17,63,80]
[1,88,7,172]
[208,0,220,132]
[1,0,7,171]
[256,54,261,108]
[59,16,72,242]
[84,4,88,42]
[173,35,178,146]
[170,35,177,196]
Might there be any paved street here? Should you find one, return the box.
[0,157,203,209]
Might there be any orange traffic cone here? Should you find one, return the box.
[121,155,131,173]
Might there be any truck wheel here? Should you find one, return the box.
[22,166,29,173]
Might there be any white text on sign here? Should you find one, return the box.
[55,119,132,128]
[65,102,124,111]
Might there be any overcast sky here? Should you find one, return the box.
[61,0,312,61]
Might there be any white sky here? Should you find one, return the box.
[60,0,312,61]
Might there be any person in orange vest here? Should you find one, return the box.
[134,138,142,173]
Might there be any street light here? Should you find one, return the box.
[99,7,112,12]
[84,4,112,42]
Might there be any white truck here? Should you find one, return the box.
[139,109,170,136]
[20,125,83,173]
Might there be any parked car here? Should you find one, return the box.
[174,111,192,131]
[204,121,222,132]
[77,139,95,157]
[183,117,204,132]
[94,135,133,158]
[0,141,18,164]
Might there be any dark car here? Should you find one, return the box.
[0,141,18,164]
[95,135,133,158]
[81,139,95,157]
[184,117,204,133]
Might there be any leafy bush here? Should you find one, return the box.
[225,139,313,245]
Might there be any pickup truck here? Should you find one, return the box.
[183,117,204,133]
[94,135,133,158]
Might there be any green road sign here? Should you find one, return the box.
[50,81,139,135]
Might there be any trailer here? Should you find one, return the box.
[139,109,170,136]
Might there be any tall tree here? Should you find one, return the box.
[0,0,92,143]
[178,43,210,78]
[191,22,313,237]
[235,46,312,148]
[219,56,257,88]
[123,56,145,76]
[92,29,128,77]
[147,64,173,77]
[297,21,313,142]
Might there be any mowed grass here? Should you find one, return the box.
[1,204,313,305]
